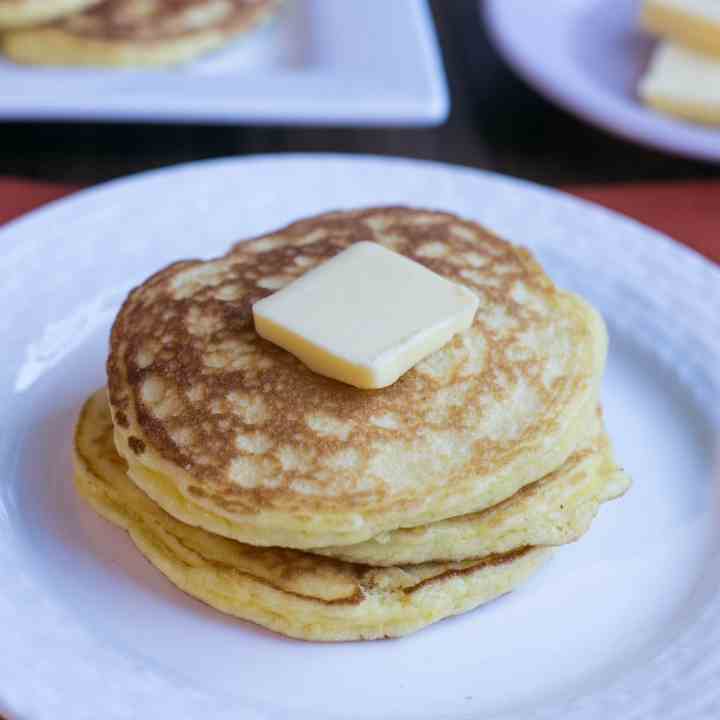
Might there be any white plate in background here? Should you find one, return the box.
[1,154,719,720]
[485,0,720,162]
[0,1,448,126]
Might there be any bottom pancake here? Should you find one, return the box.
[74,389,551,641]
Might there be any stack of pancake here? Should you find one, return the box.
[73,207,631,641]
[0,0,279,66]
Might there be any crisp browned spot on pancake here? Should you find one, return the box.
[128,436,146,454]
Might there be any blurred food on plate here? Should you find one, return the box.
[0,0,101,29]
[639,0,720,123]
[0,0,280,67]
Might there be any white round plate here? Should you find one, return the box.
[1,154,719,720]
[485,0,720,163]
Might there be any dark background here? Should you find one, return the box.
[1,0,718,186]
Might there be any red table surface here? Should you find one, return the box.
[0,176,717,265]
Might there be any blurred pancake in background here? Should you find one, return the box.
[2,0,280,66]
[0,0,100,29]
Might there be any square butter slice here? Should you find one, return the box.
[252,241,479,389]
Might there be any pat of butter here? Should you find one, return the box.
[639,41,720,124]
[252,242,479,389]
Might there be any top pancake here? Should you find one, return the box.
[108,207,607,549]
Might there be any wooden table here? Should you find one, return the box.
[1,0,718,187]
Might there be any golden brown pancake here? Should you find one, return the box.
[108,207,607,549]
[2,0,279,66]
